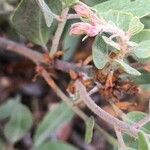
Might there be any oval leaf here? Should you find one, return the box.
[103,10,143,36]
[11,0,62,47]
[0,98,19,120]
[138,131,150,150]
[115,59,141,76]
[92,35,109,69]
[85,116,94,144]
[102,36,121,51]
[34,102,74,147]
[131,29,150,43]
[133,40,150,59]
[93,0,150,18]
[4,103,33,143]
[36,0,54,27]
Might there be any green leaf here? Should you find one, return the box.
[83,0,107,6]
[4,103,33,143]
[123,134,138,149]
[36,141,78,150]
[133,73,150,85]
[92,35,109,69]
[0,98,19,120]
[138,131,150,150]
[115,59,141,76]
[62,0,78,7]
[34,102,74,147]
[127,148,137,150]
[36,0,54,27]
[127,147,136,150]
[141,16,150,29]
[93,0,150,18]
[11,0,62,47]
[128,17,144,36]
[102,36,120,51]
[85,116,94,144]
[103,10,144,36]
[133,40,150,59]
[0,139,6,150]
[123,111,150,134]
[131,29,150,43]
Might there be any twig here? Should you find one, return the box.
[114,127,126,150]
[0,37,92,74]
[0,36,116,146]
[40,68,117,146]
[75,80,139,137]
[50,8,69,56]
[0,37,44,64]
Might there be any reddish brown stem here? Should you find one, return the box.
[0,37,91,74]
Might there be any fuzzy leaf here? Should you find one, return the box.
[93,0,150,18]
[141,16,150,29]
[92,35,109,69]
[128,17,144,36]
[133,40,150,59]
[85,116,94,144]
[62,0,78,7]
[131,29,150,43]
[127,148,137,150]
[138,131,150,150]
[133,73,150,85]
[0,98,19,120]
[103,10,144,36]
[102,36,120,51]
[11,0,62,47]
[34,102,74,147]
[115,59,141,76]
[0,140,6,150]
[83,0,107,6]
[4,104,33,143]
[36,0,54,27]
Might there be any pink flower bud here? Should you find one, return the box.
[73,3,105,25]
[69,22,100,37]
[74,3,91,18]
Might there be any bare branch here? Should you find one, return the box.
[0,37,44,64]
[0,37,91,74]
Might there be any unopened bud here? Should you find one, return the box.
[70,22,100,37]
[73,2,105,25]
[74,3,91,18]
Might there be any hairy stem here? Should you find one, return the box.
[0,37,91,74]
[114,127,126,150]
[40,68,117,146]
[50,8,69,56]
[75,80,139,136]
[131,115,150,130]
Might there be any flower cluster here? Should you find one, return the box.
[70,2,105,37]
